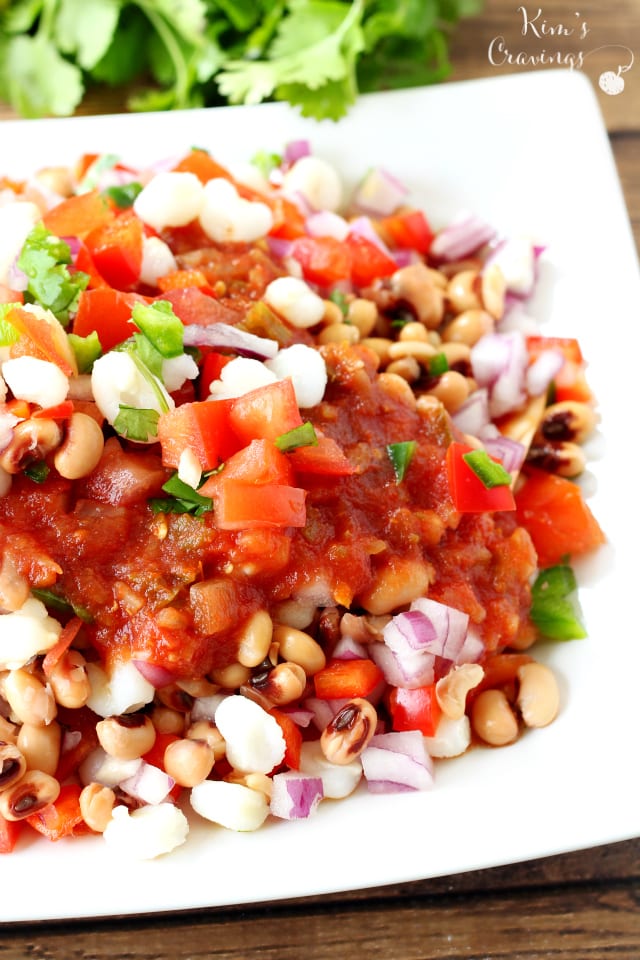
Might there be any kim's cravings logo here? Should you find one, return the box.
[488,6,634,95]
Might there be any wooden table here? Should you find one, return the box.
[1,0,638,956]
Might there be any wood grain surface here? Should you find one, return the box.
[0,0,638,956]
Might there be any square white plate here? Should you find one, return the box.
[1,69,639,924]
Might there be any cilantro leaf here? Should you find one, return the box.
[0,32,84,118]
[113,405,160,442]
[0,303,22,346]
[149,472,213,517]
[53,0,120,70]
[18,224,89,326]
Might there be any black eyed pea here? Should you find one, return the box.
[17,720,61,777]
[425,370,471,414]
[0,741,27,793]
[163,737,216,788]
[446,269,482,313]
[516,662,560,728]
[209,662,252,690]
[150,705,186,736]
[317,322,360,346]
[250,661,307,706]
[538,400,597,445]
[0,418,62,475]
[470,689,519,746]
[480,263,506,320]
[390,262,445,329]
[526,440,587,478]
[360,337,394,365]
[53,412,105,480]
[96,713,156,761]
[377,372,418,409]
[436,663,485,720]
[186,720,226,761]
[0,769,61,820]
[397,321,430,343]
[236,610,274,668]
[48,649,91,709]
[442,308,494,347]
[3,669,57,727]
[320,698,377,764]
[385,356,421,383]
[272,624,327,676]
[346,298,378,337]
[79,782,116,833]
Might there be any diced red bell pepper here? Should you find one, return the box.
[229,378,303,444]
[379,209,434,254]
[73,241,110,289]
[42,189,114,239]
[156,269,212,293]
[199,351,232,400]
[313,658,384,700]
[199,438,294,497]
[446,441,516,513]
[32,399,74,421]
[345,233,397,287]
[157,398,241,473]
[515,468,606,567]
[288,434,356,477]
[72,287,146,352]
[388,684,441,737]
[289,236,352,287]
[0,815,23,854]
[214,480,306,530]
[269,708,303,770]
[84,210,144,290]
[267,195,307,240]
[526,336,592,403]
[0,283,24,304]
[26,783,88,841]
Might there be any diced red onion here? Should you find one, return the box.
[190,692,227,722]
[430,214,497,262]
[284,140,311,165]
[132,660,176,689]
[471,334,513,387]
[270,772,323,819]
[352,167,408,217]
[62,235,82,257]
[0,412,19,454]
[331,634,369,661]
[361,731,434,793]
[409,598,469,663]
[60,729,82,755]
[266,236,293,261]
[119,761,175,805]
[456,626,485,664]
[305,210,350,241]
[482,435,527,474]
[7,257,28,292]
[393,249,420,268]
[276,706,314,728]
[348,216,392,253]
[182,322,279,360]
[451,388,491,438]
[487,331,528,418]
[525,348,565,396]
[369,635,435,690]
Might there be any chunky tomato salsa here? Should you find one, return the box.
[0,144,604,857]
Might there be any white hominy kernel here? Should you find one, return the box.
[298,741,363,799]
[161,353,199,393]
[78,747,142,788]
[214,695,285,774]
[85,660,155,718]
[207,357,278,400]
[0,597,61,671]
[199,178,273,243]
[281,156,343,212]
[190,779,270,831]
[91,351,174,427]
[2,356,69,409]
[0,201,41,285]
[133,171,204,231]
[265,344,327,408]
[423,715,472,758]
[177,448,202,489]
[264,276,325,329]
[139,236,178,286]
[103,803,189,859]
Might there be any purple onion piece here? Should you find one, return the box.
[430,214,497,262]
[181,322,279,360]
[270,772,323,819]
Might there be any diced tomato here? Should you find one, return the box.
[379,209,434,254]
[388,684,441,737]
[199,438,294,497]
[525,336,592,403]
[313,658,384,699]
[289,236,352,287]
[526,336,584,365]
[473,653,534,697]
[72,287,145,351]
[229,378,303,444]
[267,195,307,240]
[289,434,356,476]
[446,441,516,513]
[199,351,232,400]
[0,283,23,304]
[345,233,397,287]
[214,480,306,530]
[73,241,110,289]
[26,783,89,841]
[82,437,167,506]
[42,189,114,239]
[0,815,23,854]
[157,398,241,473]
[32,400,74,420]
[6,305,77,376]
[159,287,239,328]
[172,149,232,183]
[269,708,303,770]
[84,210,144,290]
[515,468,606,567]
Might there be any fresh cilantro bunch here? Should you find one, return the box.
[0,0,483,121]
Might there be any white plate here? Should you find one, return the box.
[1,69,638,924]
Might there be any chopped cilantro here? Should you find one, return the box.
[17,223,88,326]
[31,587,93,623]
[113,405,160,442]
[23,460,50,483]
[102,182,143,209]
[0,303,21,346]
[149,472,213,517]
